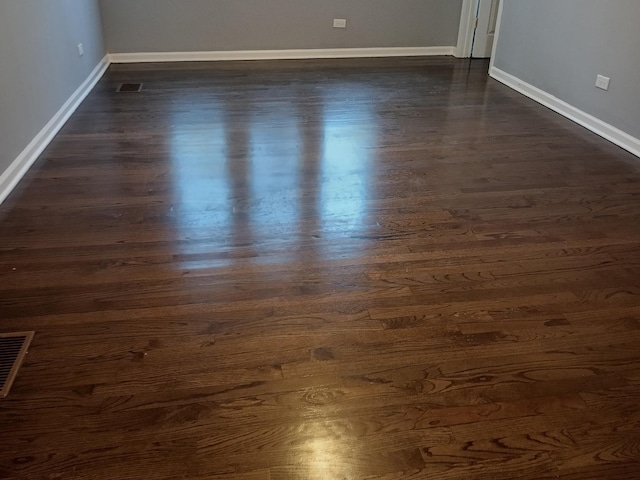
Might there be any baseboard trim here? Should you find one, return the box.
[0,55,111,206]
[490,66,640,159]
[109,46,456,63]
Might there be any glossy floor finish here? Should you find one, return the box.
[2,57,640,479]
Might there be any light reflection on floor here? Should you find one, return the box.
[170,97,231,236]
[169,82,380,269]
[320,84,377,234]
[249,100,301,246]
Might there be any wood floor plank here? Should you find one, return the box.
[360,452,560,480]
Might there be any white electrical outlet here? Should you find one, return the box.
[77,43,84,57]
[595,74,610,91]
[333,18,347,28]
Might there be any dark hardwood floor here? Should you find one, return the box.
[2,57,640,479]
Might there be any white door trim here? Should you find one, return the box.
[456,0,504,60]
[488,0,505,71]
[455,0,479,58]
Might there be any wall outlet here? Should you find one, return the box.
[595,74,610,91]
[77,43,84,57]
[333,18,347,28]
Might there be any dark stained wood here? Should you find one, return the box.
[2,56,640,479]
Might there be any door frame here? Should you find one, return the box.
[488,0,505,70]
[455,0,479,58]
[455,0,505,60]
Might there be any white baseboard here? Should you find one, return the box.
[109,46,455,63]
[0,55,111,206]
[490,66,640,159]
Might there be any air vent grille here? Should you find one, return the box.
[0,332,34,398]
[117,83,143,93]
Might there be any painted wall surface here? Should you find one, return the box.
[0,0,105,175]
[494,0,640,139]
[99,0,463,53]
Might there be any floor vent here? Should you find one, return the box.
[0,332,34,398]
[117,83,143,93]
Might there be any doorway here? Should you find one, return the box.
[456,0,502,59]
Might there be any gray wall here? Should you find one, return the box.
[100,0,462,53]
[494,0,640,139]
[0,0,105,175]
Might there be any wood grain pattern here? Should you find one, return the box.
[1,57,640,478]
